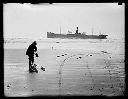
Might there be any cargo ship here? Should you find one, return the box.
[47,27,108,39]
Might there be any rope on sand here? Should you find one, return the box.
[58,51,124,95]
[58,52,95,95]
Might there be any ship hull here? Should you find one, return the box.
[47,33,108,39]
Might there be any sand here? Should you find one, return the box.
[4,39,125,97]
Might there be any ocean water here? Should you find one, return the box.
[4,38,124,53]
[4,38,125,96]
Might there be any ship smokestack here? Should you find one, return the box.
[76,27,78,34]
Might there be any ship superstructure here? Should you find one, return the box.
[47,27,108,39]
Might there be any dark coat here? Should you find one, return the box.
[26,44,37,57]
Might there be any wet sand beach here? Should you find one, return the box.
[4,39,125,96]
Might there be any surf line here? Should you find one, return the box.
[58,52,96,95]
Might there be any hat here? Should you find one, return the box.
[33,41,37,45]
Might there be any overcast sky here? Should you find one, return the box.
[4,3,124,39]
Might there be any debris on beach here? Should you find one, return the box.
[41,66,45,71]
[7,83,11,89]
[101,50,110,54]
[7,85,10,88]
[76,56,82,59]
[79,57,82,59]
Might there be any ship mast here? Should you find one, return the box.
[60,26,61,34]
[99,30,101,35]
[92,27,93,35]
